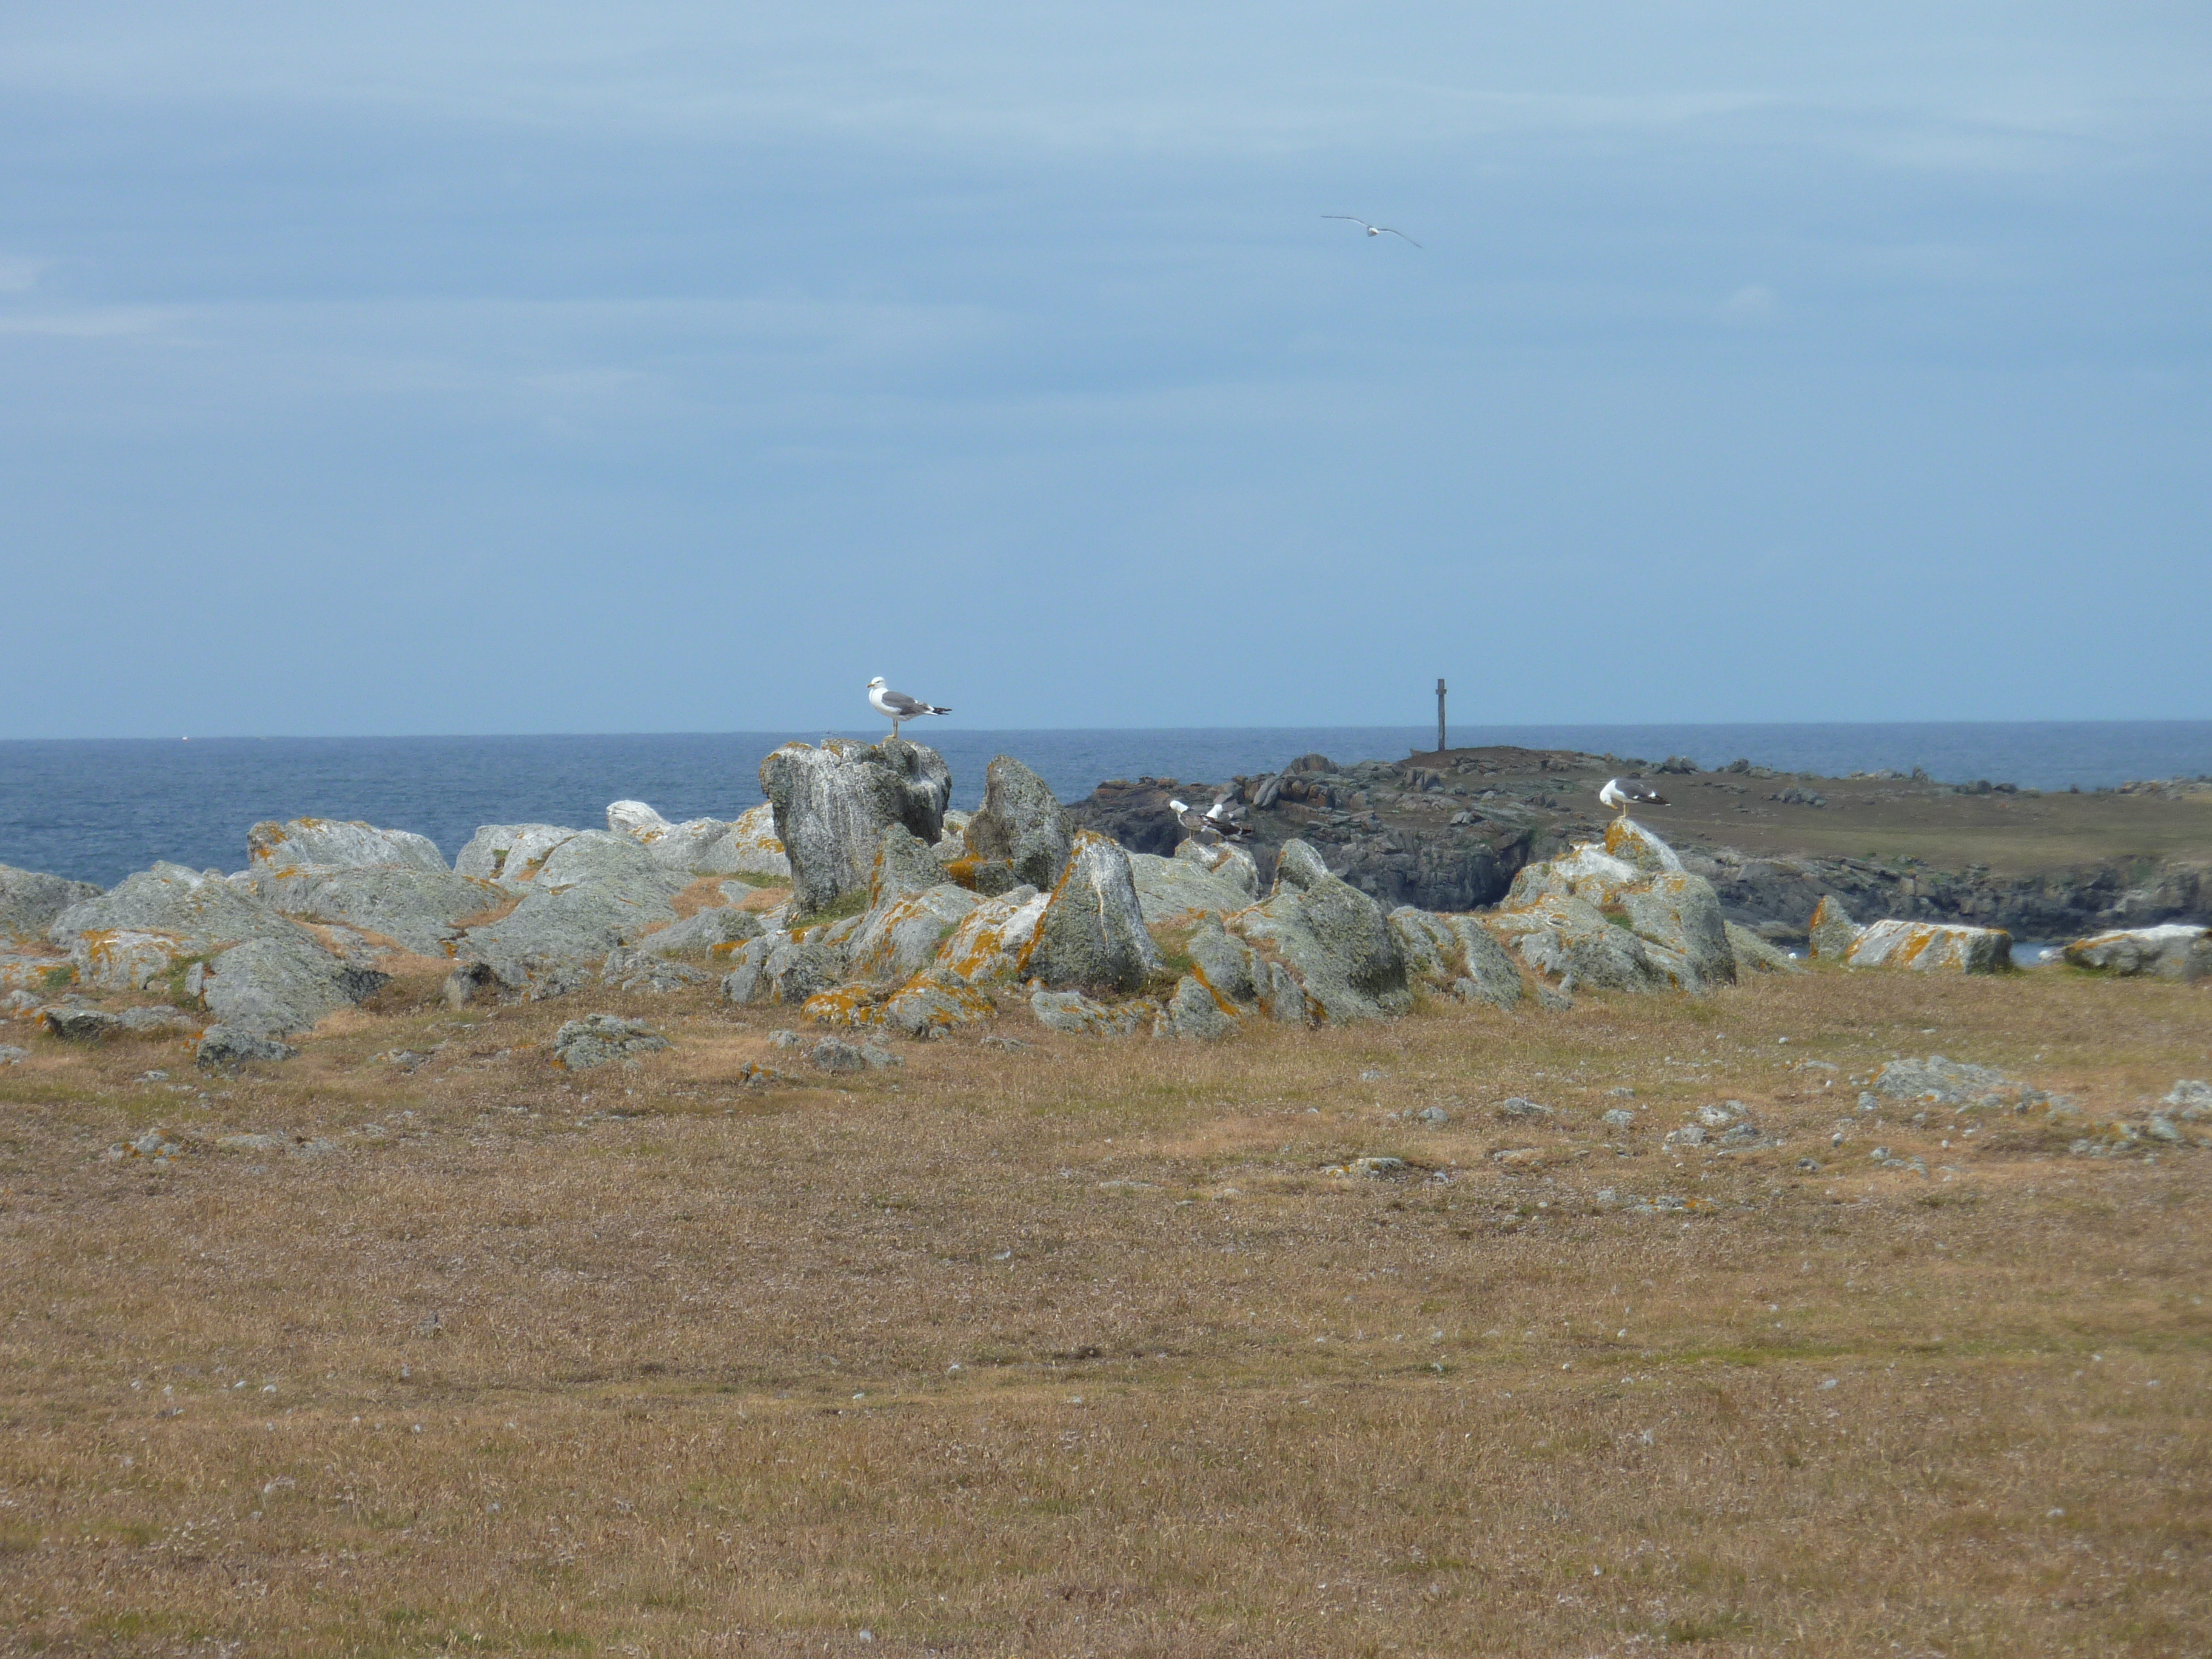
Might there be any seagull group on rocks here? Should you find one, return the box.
[1169,796,1254,845]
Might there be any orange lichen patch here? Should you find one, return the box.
[938,854,988,892]
[803,985,888,1028]
[707,939,751,966]
[882,970,999,1036]
[666,877,734,922]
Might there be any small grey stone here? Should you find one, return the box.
[196,1026,301,1067]
[1720,1122,1761,1145]
[2145,1114,2182,1144]
[551,1013,670,1072]
[768,1029,804,1049]
[1349,1156,1407,1178]
[1601,1108,1635,1130]
[42,1006,122,1043]
[1497,1096,1551,1119]
[1796,1157,1822,1171]
[811,1037,870,1073]
[0,1044,26,1065]
[1415,1105,1451,1126]
[1664,1124,1708,1148]
[118,1006,198,1034]
[979,1034,1032,1053]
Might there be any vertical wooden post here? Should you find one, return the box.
[1436,678,1447,754]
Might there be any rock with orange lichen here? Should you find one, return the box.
[956,757,1074,895]
[606,801,791,880]
[1029,988,1159,1036]
[1485,820,1735,996]
[247,818,447,875]
[455,824,583,886]
[881,968,997,1037]
[760,737,951,914]
[846,883,980,985]
[1221,840,1409,1022]
[1807,894,1863,960]
[931,888,1047,986]
[2059,923,2210,981]
[1021,831,1165,994]
[1843,919,2013,974]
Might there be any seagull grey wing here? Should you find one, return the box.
[1321,215,1366,223]
[881,690,931,716]
[1378,227,1422,247]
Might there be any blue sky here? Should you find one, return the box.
[3,2,2207,736]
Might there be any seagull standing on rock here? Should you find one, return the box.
[1169,796,1255,845]
[1598,777,1669,824]
[866,677,951,739]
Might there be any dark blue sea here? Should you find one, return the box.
[4,723,2210,890]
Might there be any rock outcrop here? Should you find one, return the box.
[1128,841,1259,925]
[247,818,447,874]
[50,862,386,1034]
[1222,840,1410,1021]
[1808,894,1863,960]
[454,832,692,993]
[1022,831,1165,993]
[606,800,791,879]
[2061,924,2211,982]
[1482,821,1736,995]
[238,825,506,955]
[1844,920,2013,974]
[0,864,103,942]
[760,738,951,914]
[949,757,1075,896]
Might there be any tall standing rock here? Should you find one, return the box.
[759,738,953,915]
[1021,830,1165,993]
[956,756,1074,894]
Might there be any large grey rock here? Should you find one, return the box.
[1158,974,1238,1041]
[1447,916,1527,1008]
[929,888,1047,987]
[247,818,447,874]
[200,935,389,1036]
[846,882,980,985]
[1621,873,1735,987]
[1023,830,1166,993]
[871,825,953,910]
[41,1005,122,1043]
[1808,894,1863,960]
[606,800,791,880]
[454,824,585,885]
[760,738,952,914]
[1845,920,2012,974]
[237,864,507,955]
[1224,840,1410,1023]
[2062,924,2211,982]
[49,863,383,1032]
[957,756,1074,894]
[1485,825,1734,994]
[879,968,997,1038]
[455,832,692,991]
[600,948,711,994]
[1128,850,1256,925]
[0,865,102,942]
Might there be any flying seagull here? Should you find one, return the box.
[1598,777,1669,823]
[1323,215,1421,247]
[1169,795,1254,845]
[866,676,951,739]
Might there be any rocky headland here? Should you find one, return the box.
[0,738,2205,1071]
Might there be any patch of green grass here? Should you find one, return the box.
[794,888,870,929]
[726,871,791,890]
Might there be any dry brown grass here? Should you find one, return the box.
[2,967,2208,1655]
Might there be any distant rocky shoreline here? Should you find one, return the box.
[2,736,2204,1071]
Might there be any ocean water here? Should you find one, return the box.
[3,722,2208,890]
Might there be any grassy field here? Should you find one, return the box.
[2,964,2208,1655]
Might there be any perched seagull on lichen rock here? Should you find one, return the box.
[866,677,951,739]
[1598,777,1669,823]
